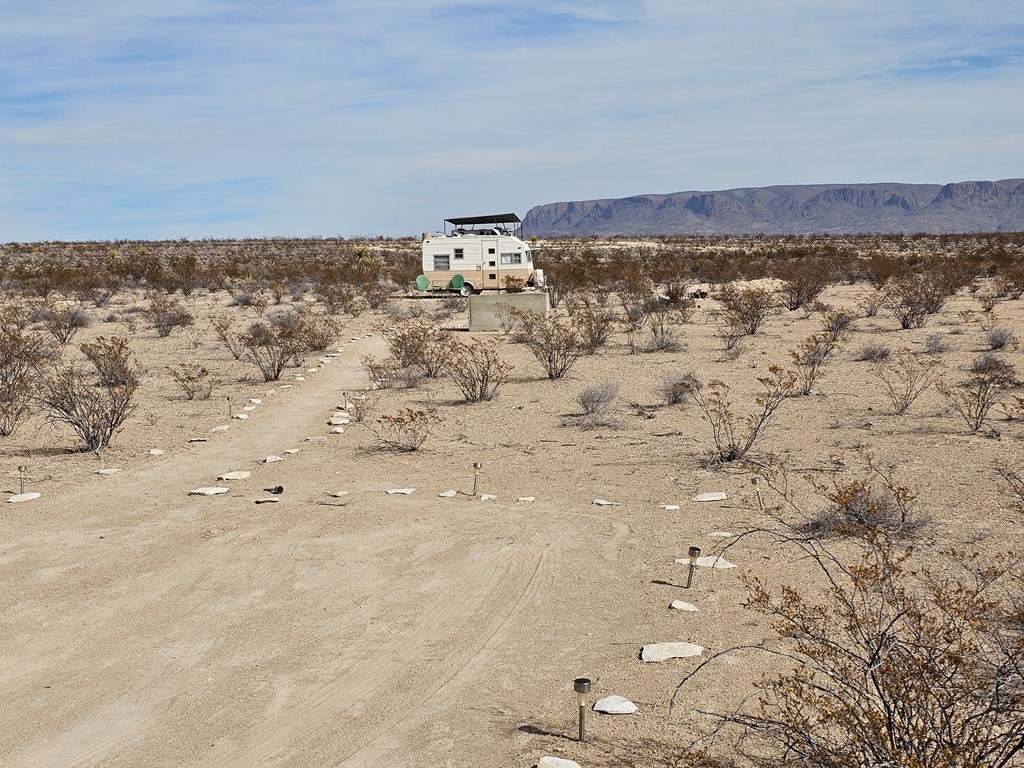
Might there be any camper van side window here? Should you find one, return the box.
[433,255,450,271]
[454,248,464,259]
[488,248,496,254]
[500,253,523,265]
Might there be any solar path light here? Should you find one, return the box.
[685,546,701,589]
[472,462,483,496]
[18,466,27,495]
[226,395,233,418]
[752,476,764,512]
[573,677,592,742]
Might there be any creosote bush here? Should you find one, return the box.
[855,340,891,363]
[146,294,194,338]
[788,334,836,396]
[446,339,512,402]
[683,365,796,464]
[872,349,939,415]
[0,325,46,436]
[35,354,141,453]
[520,314,586,379]
[937,353,1019,432]
[675,509,1024,768]
[656,372,699,406]
[368,408,439,451]
[167,363,215,400]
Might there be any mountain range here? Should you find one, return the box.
[522,179,1024,236]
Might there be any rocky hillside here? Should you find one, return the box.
[523,179,1024,236]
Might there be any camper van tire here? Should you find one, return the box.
[459,284,477,297]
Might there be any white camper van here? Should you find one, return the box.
[416,213,541,296]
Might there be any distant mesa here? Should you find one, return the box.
[523,178,1024,235]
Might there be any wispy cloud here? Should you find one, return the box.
[1,0,1022,240]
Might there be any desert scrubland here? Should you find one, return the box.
[2,232,1023,767]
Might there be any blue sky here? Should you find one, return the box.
[2,0,1022,241]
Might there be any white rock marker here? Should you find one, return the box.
[328,491,350,498]
[517,496,536,502]
[263,455,284,464]
[329,414,350,426]
[330,427,345,434]
[217,471,251,481]
[189,487,229,496]
[660,504,680,510]
[242,405,257,412]
[249,398,262,404]
[283,449,299,455]
[708,531,734,538]
[692,491,727,502]
[675,555,738,569]
[593,498,619,506]
[480,494,497,501]
[148,448,165,456]
[95,468,121,475]
[538,758,581,768]
[670,600,699,612]
[385,488,416,495]
[640,642,704,662]
[593,695,638,715]
[210,425,229,433]
[7,492,41,503]
[438,490,458,497]
[232,413,248,420]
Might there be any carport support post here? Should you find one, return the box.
[574,678,591,742]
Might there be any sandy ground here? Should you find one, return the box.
[2,283,1023,767]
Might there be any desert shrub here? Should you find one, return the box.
[241,320,304,382]
[683,365,796,464]
[211,313,247,360]
[801,458,925,539]
[522,315,585,379]
[368,407,438,451]
[819,307,857,342]
[0,326,46,436]
[300,314,343,352]
[79,336,141,388]
[656,372,698,406]
[923,333,950,354]
[996,460,1024,513]
[494,303,521,336]
[146,294,194,338]
[855,340,891,362]
[577,378,620,415]
[315,282,365,316]
[633,300,684,353]
[788,334,837,396]
[860,251,904,289]
[872,349,939,415]
[502,275,525,293]
[573,305,617,354]
[677,525,1024,768]
[937,353,1019,432]
[717,284,775,336]
[776,256,833,311]
[855,290,887,318]
[38,300,91,345]
[987,327,1016,351]
[342,391,379,423]
[35,361,139,452]
[378,318,452,378]
[360,355,401,390]
[446,339,512,402]
[884,273,952,329]
[167,363,215,400]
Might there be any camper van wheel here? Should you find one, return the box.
[459,283,476,297]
